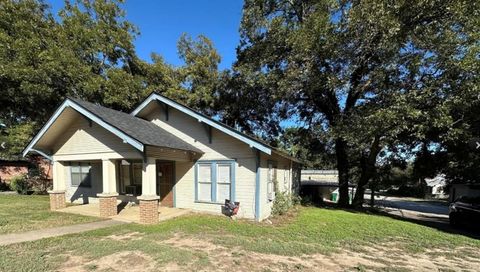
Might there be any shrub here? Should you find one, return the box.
[0,180,10,191]
[272,192,300,216]
[9,174,29,194]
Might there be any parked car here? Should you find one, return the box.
[449,196,480,227]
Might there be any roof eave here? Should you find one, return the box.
[23,99,145,159]
[131,92,274,156]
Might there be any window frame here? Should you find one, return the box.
[195,160,235,204]
[70,162,92,188]
[117,159,143,195]
[267,160,277,202]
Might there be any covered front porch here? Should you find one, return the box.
[50,153,194,224]
[57,202,190,223]
[23,98,202,224]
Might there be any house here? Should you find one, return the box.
[23,92,301,223]
[424,174,447,198]
[0,157,52,185]
[300,170,355,203]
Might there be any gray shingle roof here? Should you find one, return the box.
[69,98,202,154]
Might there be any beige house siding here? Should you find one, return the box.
[64,161,103,204]
[40,100,297,220]
[52,117,141,161]
[143,106,258,219]
[145,106,254,160]
[257,153,294,220]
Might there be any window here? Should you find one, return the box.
[197,164,212,202]
[118,160,142,195]
[196,161,234,203]
[267,161,277,201]
[71,162,91,187]
[217,164,231,202]
[132,162,143,185]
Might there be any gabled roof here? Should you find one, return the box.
[23,98,203,158]
[131,92,301,163]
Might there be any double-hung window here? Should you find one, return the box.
[267,161,277,201]
[216,163,232,202]
[197,163,212,202]
[71,162,91,187]
[196,161,234,203]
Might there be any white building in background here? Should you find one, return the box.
[425,174,447,198]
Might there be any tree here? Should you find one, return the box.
[0,0,224,160]
[0,0,146,159]
[233,0,479,207]
[279,127,336,169]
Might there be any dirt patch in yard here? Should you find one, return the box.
[58,251,155,272]
[159,234,480,271]
[102,231,143,241]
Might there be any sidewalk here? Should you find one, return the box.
[0,220,126,246]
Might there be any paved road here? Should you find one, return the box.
[372,196,451,227]
[373,196,480,239]
[376,196,449,215]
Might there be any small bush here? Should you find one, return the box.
[272,192,300,216]
[9,174,29,194]
[0,180,10,191]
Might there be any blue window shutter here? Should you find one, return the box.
[194,163,199,202]
[231,161,236,202]
[211,162,217,202]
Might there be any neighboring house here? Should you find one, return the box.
[300,170,355,203]
[449,183,480,202]
[0,157,52,185]
[425,174,447,198]
[23,92,301,223]
[301,170,338,183]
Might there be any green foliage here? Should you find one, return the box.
[272,192,295,216]
[9,174,29,194]
[279,127,336,169]
[0,122,35,159]
[0,0,224,159]
[272,178,301,216]
[233,0,480,204]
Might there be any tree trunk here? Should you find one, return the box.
[335,138,350,207]
[352,136,381,208]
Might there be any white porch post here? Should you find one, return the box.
[48,160,66,210]
[138,157,159,224]
[141,157,157,197]
[101,159,117,194]
[98,159,118,217]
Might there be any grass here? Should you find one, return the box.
[0,194,100,234]
[0,203,479,271]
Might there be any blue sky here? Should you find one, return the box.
[48,0,244,70]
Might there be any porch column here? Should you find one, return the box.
[48,161,66,210]
[97,159,118,217]
[138,157,159,224]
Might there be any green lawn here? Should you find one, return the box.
[1,204,479,271]
[0,194,100,234]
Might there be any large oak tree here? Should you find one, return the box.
[231,0,479,206]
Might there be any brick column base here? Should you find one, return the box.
[48,191,66,210]
[139,196,160,224]
[98,194,118,217]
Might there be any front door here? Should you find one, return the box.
[157,161,174,207]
